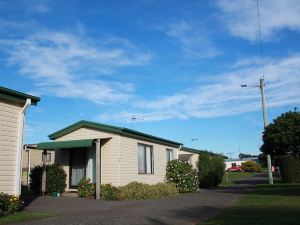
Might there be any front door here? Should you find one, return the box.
[70,148,86,187]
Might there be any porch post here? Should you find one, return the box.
[96,139,101,200]
[42,149,47,195]
[26,147,31,190]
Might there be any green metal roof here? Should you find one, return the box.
[48,120,182,147]
[0,86,40,105]
[37,139,94,150]
[181,147,219,156]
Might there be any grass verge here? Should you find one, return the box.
[221,172,256,186]
[0,211,57,224]
[203,183,300,225]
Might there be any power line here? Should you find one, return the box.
[256,0,264,76]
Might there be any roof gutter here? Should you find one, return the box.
[16,98,31,195]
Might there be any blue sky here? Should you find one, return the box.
[1,0,300,158]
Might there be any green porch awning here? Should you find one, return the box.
[37,139,94,150]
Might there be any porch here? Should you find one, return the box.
[37,138,111,199]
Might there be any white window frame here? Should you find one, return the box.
[138,144,154,174]
[166,148,174,163]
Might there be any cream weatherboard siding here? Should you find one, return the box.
[0,99,22,195]
[119,136,179,186]
[54,127,120,189]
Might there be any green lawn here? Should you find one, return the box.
[0,212,57,224]
[221,172,256,186]
[203,183,300,225]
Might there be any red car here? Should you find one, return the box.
[226,166,242,172]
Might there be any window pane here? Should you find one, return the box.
[170,150,173,160]
[166,150,170,162]
[138,145,145,173]
[146,146,152,174]
[166,149,173,162]
[46,153,51,162]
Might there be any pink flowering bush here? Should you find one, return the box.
[166,160,198,193]
[77,177,95,198]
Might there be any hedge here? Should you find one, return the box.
[99,182,178,200]
[197,154,225,187]
[278,155,300,183]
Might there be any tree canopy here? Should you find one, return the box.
[260,111,300,157]
[239,153,258,159]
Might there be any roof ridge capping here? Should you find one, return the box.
[0,86,40,105]
[48,120,182,147]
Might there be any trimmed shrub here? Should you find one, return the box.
[100,184,119,200]
[117,182,178,200]
[166,160,198,193]
[0,193,24,216]
[30,164,67,194]
[78,177,95,198]
[153,183,178,197]
[241,161,262,173]
[278,155,300,183]
[46,164,67,193]
[30,165,43,194]
[118,182,152,200]
[212,155,226,186]
[198,154,225,187]
[197,154,214,187]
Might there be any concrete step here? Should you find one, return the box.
[61,191,79,197]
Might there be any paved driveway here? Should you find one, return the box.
[19,174,267,225]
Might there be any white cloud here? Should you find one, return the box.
[99,54,300,122]
[0,30,151,104]
[215,0,300,41]
[159,20,221,59]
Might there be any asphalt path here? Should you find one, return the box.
[18,173,268,225]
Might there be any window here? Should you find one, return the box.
[232,163,237,167]
[42,153,51,162]
[166,149,174,163]
[138,144,154,174]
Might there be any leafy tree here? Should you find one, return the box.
[260,111,300,157]
[239,153,258,159]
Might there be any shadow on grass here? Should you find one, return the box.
[204,206,300,225]
[145,206,224,225]
[205,181,300,199]
[250,184,300,196]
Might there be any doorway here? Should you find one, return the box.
[70,148,86,187]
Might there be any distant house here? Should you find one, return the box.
[225,157,258,170]
[0,86,40,195]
